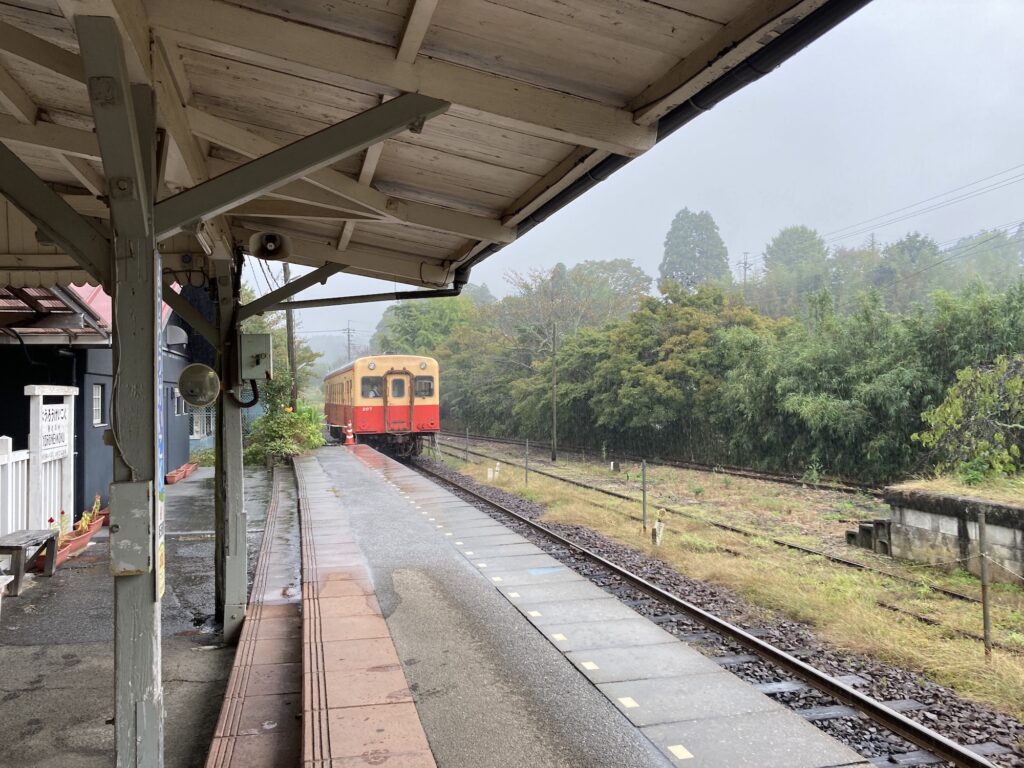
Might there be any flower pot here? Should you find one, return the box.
[32,526,97,571]
[165,469,185,485]
[97,507,110,527]
[184,462,199,477]
[87,515,103,535]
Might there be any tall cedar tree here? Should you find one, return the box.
[659,208,730,289]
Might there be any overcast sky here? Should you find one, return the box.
[260,0,1024,345]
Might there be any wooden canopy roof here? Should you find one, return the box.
[0,0,868,294]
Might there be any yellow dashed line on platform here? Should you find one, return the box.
[617,697,639,709]
[668,745,694,760]
[581,661,599,671]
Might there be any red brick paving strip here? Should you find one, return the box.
[295,454,436,768]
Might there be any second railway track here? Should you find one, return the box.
[412,456,1018,768]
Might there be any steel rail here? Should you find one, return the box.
[439,430,883,497]
[435,443,979,604]
[414,462,997,768]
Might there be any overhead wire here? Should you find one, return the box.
[823,160,1024,240]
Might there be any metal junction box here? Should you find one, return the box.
[239,333,273,380]
[108,481,153,576]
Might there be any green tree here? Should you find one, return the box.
[915,355,1024,481]
[372,295,474,354]
[659,208,730,290]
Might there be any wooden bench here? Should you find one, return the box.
[0,530,58,597]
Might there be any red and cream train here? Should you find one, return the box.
[323,355,440,456]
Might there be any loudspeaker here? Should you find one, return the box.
[248,231,291,261]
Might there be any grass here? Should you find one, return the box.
[441,449,1024,720]
[891,475,1024,508]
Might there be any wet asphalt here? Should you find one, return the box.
[0,466,272,768]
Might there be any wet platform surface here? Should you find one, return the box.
[296,455,435,767]
[310,445,869,768]
[207,466,303,768]
[0,466,272,768]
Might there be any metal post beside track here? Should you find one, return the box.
[465,427,469,463]
[642,459,647,532]
[525,439,529,486]
[979,510,992,661]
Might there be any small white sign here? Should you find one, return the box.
[39,404,68,460]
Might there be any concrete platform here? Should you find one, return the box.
[312,446,870,768]
[0,466,273,768]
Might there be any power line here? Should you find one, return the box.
[823,160,1024,240]
[826,172,1024,245]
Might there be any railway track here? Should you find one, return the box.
[434,440,980,605]
[440,430,884,498]
[412,458,1014,768]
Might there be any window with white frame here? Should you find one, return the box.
[92,383,106,426]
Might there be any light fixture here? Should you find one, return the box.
[419,362,427,369]
[368,362,376,370]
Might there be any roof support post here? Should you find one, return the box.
[213,258,247,642]
[77,15,165,768]
[237,262,346,321]
[154,93,449,239]
[86,41,162,768]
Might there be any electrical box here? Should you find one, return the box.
[108,481,153,576]
[239,333,273,380]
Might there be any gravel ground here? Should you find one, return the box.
[415,457,1024,768]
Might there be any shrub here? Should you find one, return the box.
[190,448,216,467]
[244,403,325,465]
[914,355,1024,480]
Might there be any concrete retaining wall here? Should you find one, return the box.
[885,488,1023,584]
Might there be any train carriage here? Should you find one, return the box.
[324,355,440,456]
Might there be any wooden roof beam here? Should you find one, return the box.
[0,114,100,158]
[629,0,821,125]
[0,64,38,124]
[58,155,106,196]
[0,20,85,83]
[148,0,655,157]
[155,93,448,239]
[396,0,438,64]
[232,224,453,287]
[191,106,514,244]
[337,95,388,252]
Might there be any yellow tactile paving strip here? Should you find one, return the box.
[295,454,436,768]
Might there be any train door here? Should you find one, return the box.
[383,369,413,433]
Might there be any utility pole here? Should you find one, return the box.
[550,320,557,463]
[282,262,298,410]
[741,252,751,286]
[346,320,352,361]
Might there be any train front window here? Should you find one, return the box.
[361,376,383,398]
[414,376,434,397]
[391,378,405,398]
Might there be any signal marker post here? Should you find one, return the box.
[642,460,648,532]
[525,439,529,486]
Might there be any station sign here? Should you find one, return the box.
[39,404,68,460]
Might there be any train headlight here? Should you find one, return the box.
[419,362,427,369]
[368,362,376,370]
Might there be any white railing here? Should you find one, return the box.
[0,386,77,538]
[0,440,30,537]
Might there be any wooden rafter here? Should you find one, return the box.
[0,63,37,124]
[189,105,514,244]
[148,0,656,157]
[396,0,439,65]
